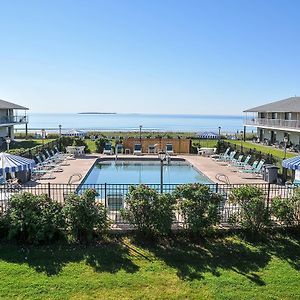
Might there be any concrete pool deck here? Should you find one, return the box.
[35,154,266,185]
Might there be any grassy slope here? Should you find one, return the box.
[226,140,297,159]
[0,234,299,299]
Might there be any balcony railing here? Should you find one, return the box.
[244,118,300,130]
[0,115,28,125]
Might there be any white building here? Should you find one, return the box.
[0,99,28,140]
[244,96,300,146]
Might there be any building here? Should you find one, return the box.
[0,99,28,140]
[244,96,300,146]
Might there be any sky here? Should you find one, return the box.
[1,0,300,115]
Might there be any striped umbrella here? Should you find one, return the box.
[0,152,36,174]
[198,132,219,139]
[282,155,300,170]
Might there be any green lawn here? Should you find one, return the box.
[0,234,299,299]
[226,140,298,159]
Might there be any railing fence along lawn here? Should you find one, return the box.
[0,182,297,226]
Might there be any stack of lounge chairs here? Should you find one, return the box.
[32,146,75,180]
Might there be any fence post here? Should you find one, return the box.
[104,183,107,208]
[267,182,271,211]
[48,182,51,198]
[216,182,219,193]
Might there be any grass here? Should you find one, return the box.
[226,140,297,159]
[7,139,54,150]
[0,233,299,299]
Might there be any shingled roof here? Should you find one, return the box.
[0,99,28,110]
[244,97,300,113]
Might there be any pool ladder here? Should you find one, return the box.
[215,173,230,184]
[68,173,83,184]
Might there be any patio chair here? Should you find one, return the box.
[216,151,236,162]
[133,143,142,155]
[232,155,251,168]
[166,144,174,155]
[228,155,243,166]
[240,160,265,176]
[148,144,156,154]
[103,143,113,155]
[211,147,230,159]
[116,144,124,154]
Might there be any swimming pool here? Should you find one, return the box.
[81,159,212,185]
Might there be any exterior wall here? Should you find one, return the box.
[257,128,300,145]
[123,138,191,154]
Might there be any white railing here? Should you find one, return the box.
[244,118,300,130]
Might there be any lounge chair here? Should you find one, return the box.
[216,151,236,162]
[166,144,174,155]
[212,147,230,159]
[103,143,113,155]
[133,144,142,155]
[228,155,243,166]
[148,145,156,154]
[233,155,251,168]
[240,160,265,176]
[116,144,124,154]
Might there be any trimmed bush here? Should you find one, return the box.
[173,184,221,234]
[229,186,270,232]
[63,189,109,243]
[6,192,65,244]
[122,185,175,236]
[272,188,300,226]
[95,137,108,153]
[72,138,90,153]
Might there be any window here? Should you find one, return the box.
[284,112,292,120]
[271,112,277,119]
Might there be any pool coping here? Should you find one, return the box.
[79,156,214,186]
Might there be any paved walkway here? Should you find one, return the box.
[36,155,98,184]
[182,155,266,184]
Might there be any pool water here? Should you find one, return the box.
[81,160,212,185]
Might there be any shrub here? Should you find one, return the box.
[60,136,74,150]
[272,188,300,226]
[63,189,109,243]
[72,138,90,153]
[95,137,108,153]
[122,185,175,236]
[229,186,270,232]
[6,193,65,244]
[173,184,221,234]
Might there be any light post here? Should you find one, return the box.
[139,125,142,143]
[158,151,166,193]
[5,137,11,151]
[59,124,62,136]
[218,126,221,141]
[284,136,288,159]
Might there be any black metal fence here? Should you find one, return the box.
[0,182,297,226]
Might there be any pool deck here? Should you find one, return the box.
[34,154,266,185]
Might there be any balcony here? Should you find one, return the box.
[244,118,300,131]
[0,115,28,126]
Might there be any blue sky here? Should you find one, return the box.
[1,0,300,114]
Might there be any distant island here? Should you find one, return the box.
[78,112,117,115]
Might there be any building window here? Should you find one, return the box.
[260,112,265,119]
[284,112,292,120]
[271,112,277,119]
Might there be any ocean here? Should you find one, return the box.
[15,113,252,133]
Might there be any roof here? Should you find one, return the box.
[244,97,300,113]
[0,99,28,110]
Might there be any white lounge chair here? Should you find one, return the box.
[166,144,174,155]
[133,144,142,155]
[103,143,113,155]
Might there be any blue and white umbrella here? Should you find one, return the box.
[0,152,36,174]
[198,132,219,139]
[282,155,300,170]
